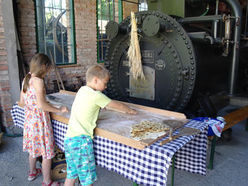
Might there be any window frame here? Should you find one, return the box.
[34,0,77,66]
[96,0,148,63]
[96,0,120,63]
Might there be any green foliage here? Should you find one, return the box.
[98,0,114,20]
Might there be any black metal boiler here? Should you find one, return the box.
[104,0,247,117]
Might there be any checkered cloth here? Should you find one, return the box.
[11,103,208,186]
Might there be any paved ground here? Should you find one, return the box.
[0,120,247,186]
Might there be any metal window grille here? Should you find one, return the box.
[35,0,76,65]
[97,0,115,63]
[97,0,147,63]
[139,0,148,11]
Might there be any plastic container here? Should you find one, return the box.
[192,117,226,137]
[207,117,226,137]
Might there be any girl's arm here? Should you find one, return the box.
[33,77,68,113]
[106,100,137,114]
[18,90,25,107]
[18,79,26,107]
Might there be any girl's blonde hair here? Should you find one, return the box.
[23,53,52,93]
[86,64,109,82]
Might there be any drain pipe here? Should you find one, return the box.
[226,0,242,95]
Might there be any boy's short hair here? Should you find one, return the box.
[86,64,110,82]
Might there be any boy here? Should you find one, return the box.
[64,64,137,186]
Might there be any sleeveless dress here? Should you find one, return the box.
[23,78,55,159]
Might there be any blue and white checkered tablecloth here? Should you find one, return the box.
[11,103,208,186]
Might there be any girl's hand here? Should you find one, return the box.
[59,106,68,113]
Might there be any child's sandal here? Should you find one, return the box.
[28,168,42,181]
[42,181,61,186]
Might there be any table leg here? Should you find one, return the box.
[133,182,139,186]
[171,155,175,186]
[208,135,216,170]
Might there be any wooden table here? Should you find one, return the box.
[11,90,208,186]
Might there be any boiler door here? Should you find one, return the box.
[105,11,196,112]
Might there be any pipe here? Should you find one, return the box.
[225,0,242,95]
[206,35,214,44]
[213,0,219,39]
[223,15,231,56]
[178,15,223,23]
[181,0,241,95]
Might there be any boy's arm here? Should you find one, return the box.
[106,100,137,114]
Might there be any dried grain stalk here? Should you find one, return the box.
[127,12,145,80]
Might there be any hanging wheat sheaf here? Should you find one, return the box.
[127,12,145,80]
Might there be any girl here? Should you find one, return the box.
[19,53,68,186]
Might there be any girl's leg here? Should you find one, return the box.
[29,155,37,173]
[64,178,77,186]
[28,155,42,181]
[42,158,62,186]
[42,158,52,184]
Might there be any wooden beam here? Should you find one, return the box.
[223,105,248,131]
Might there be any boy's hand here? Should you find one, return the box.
[59,106,69,113]
[106,100,137,114]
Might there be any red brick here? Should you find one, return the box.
[0,64,8,70]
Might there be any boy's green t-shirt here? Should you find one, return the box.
[66,86,111,138]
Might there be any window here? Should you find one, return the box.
[97,0,116,63]
[96,0,148,63]
[139,0,148,11]
[35,0,76,65]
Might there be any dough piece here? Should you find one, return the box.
[131,120,170,139]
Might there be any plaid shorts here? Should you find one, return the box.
[64,135,97,185]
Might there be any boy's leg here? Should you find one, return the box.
[64,137,79,185]
[64,135,97,186]
[29,155,37,173]
[64,178,77,186]
[64,179,93,186]
[77,137,97,186]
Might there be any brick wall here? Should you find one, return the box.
[17,0,37,66]
[74,0,97,72]
[123,0,138,19]
[0,0,13,127]
[0,0,100,126]
[16,0,139,92]
[16,0,97,93]
[46,0,97,92]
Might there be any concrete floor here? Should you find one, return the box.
[0,121,247,186]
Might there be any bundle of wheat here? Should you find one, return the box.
[127,11,145,80]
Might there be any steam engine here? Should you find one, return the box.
[104,0,248,117]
